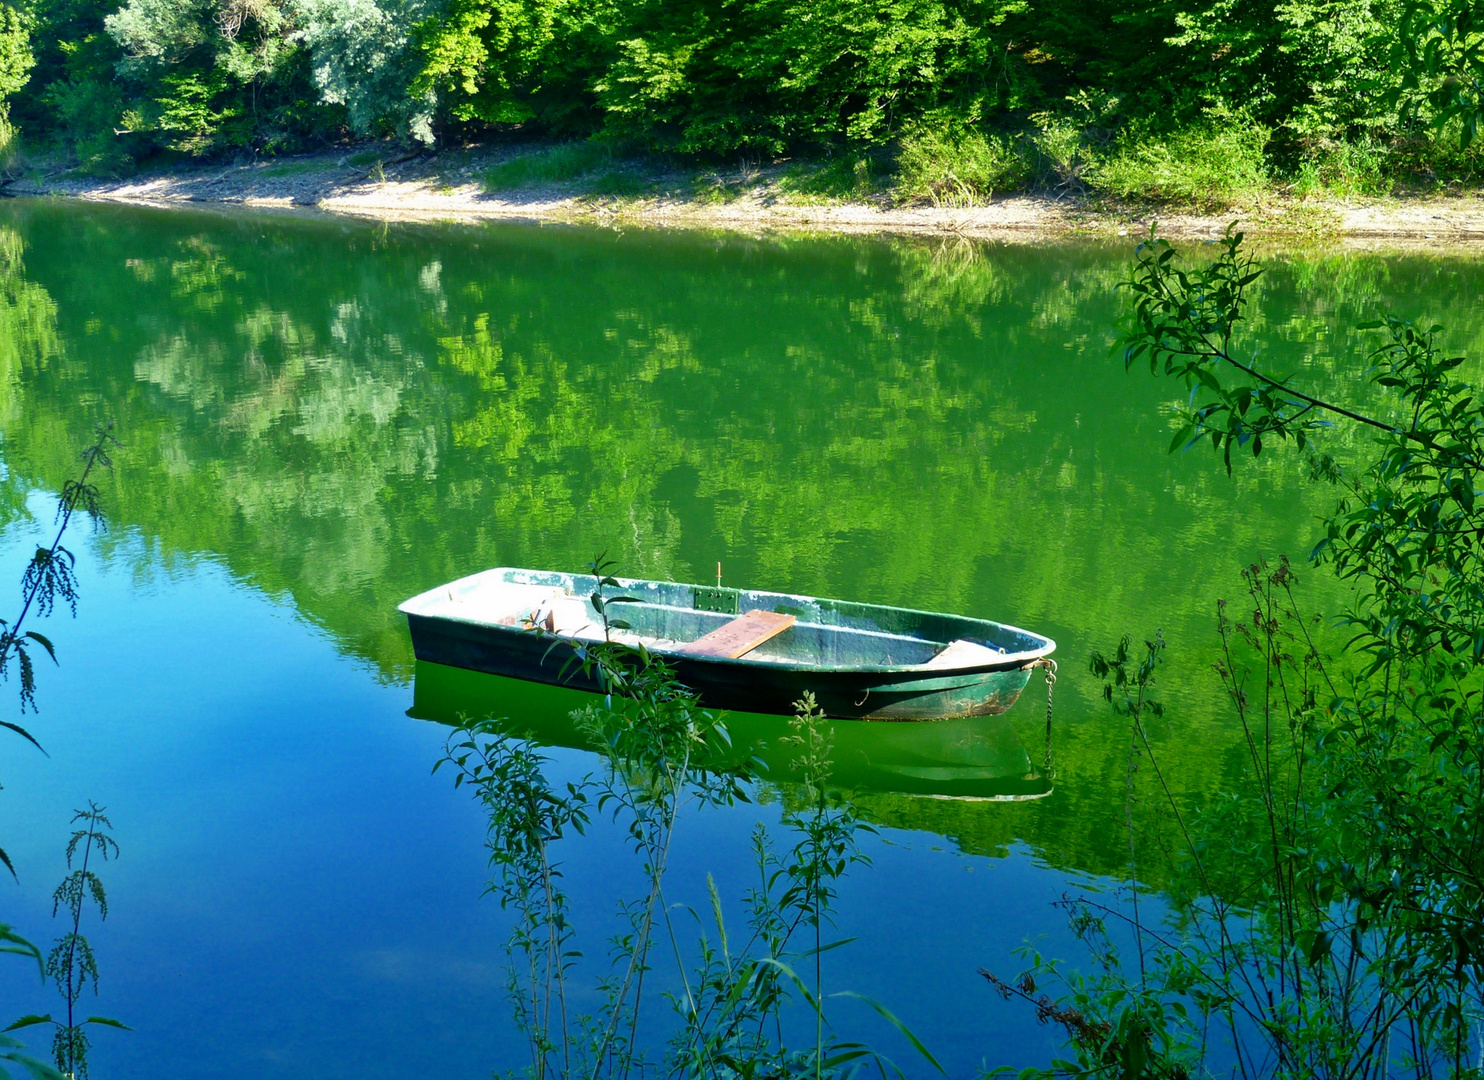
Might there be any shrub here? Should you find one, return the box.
[483,142,612,189]
[997,225,1484,1080]
[1291,136,1392,198]
[895,123,1032,205]
[1088,122,1270,208]
[1028,113,1092,193]
[583,167,649,197]
[775,154,885,201]
[1387,120,1484,187]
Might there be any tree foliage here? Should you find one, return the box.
[5,0,1484,181]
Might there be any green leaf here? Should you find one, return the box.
[829,991,946,1075]
[21,634,53,664]
[1120,1013,1148,1080]
[0,1048,66,1080]
[0,1018,51,1033]
[796,936,858,957]
[1193,367,1223,393]
[0,926,41,974]
[821,1046,871,1068]
[753,957,819,1010]
[0,722,45,755]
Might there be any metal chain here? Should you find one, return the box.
[1022,657,1058,778]
[1041,658,1057,777]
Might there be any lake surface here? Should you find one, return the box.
[0,199,1482,1077]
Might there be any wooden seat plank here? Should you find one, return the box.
[679,609,796,659]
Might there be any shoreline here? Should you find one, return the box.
[10,149,1484,246]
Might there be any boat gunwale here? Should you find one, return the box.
[399,568,1057,677]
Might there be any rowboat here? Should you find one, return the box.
[398,567,1057,721]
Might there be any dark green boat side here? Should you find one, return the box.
[398,568,1056,721]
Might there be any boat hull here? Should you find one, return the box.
[404,609,1036,721]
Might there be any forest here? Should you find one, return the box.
[1,0,1483,199]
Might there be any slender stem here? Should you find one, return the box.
[591,746,688,1080]
[1216,350,1405,438]
[525,922,543,1080]
[1126,689,1146,987]
[815,802,823,1080]
[1129,697,1209,893]
[539,850,570,1080]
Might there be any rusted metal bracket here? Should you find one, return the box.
[693,585,740,615]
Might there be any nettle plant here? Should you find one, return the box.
[0,424,118,779]
[9,804,127,1080]
[437,557,939,1080]
[989,228,1484,1080]
[0,424,125,1080]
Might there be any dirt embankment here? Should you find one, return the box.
[10,147,1484,244]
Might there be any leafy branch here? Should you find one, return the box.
[1120,226,1481,475]
[1394,0,1484,149]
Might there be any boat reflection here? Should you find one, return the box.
[408,660,1053,802]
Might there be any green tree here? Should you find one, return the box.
[104,0,348,155]
[0,3,33,150]
[1393,0,1484,147]
[295,0,439,142]
[412,0,605,132]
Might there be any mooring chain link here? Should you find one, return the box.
[1022,657,1058,778]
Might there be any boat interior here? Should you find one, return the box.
[404,568,1052,672]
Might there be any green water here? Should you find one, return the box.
[2,199,1483,1076]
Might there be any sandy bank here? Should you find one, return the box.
[10,148,1484,245]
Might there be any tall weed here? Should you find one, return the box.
[994,227,1484,1078]
[1291,138,1392,198]
[1387,120,1484,186]
[438,558,938,1078]
[1029,114,1093,194]
[11,805,128,1080]
[776,155,885,202]
[1089,123,1269,208]
[895,124,1032,205]
[484,144,616,191]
